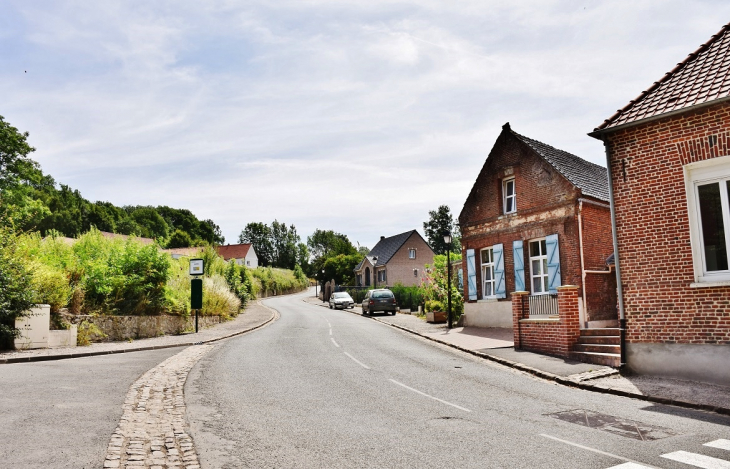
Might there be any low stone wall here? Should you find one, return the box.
[77,314,221,343]
[512,286,581,358]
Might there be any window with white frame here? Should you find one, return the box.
[503,177,516,214]
[481,247,496,298]
[686,157,730,282]
[529,238,549,294]
[408,248,416,259]
[378,270,387,282]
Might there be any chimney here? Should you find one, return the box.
[380,236,385,241]
[502,122,511,131]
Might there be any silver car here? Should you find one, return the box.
[329,292,354,309]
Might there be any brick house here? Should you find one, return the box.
[216,243,258,268]
[353,230,434,287]
[589,22,730,384]
[459,124,618,363]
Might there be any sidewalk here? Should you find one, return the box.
[304,295,730,415]
[0,301,276,364]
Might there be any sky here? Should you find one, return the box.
[2,1,730,250]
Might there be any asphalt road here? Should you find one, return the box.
[188,291,730,469]
[0,347,184,469]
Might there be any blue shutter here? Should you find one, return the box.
[513,240,525,292]
[493,244,506,298]
[466,249,477,300]
[546,233,562,294]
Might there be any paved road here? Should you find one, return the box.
[187,291,730,468]
[0,347,184,469]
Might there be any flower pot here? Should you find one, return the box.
[426,311,447,324]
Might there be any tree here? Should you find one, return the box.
[0,226,33,348]
[239,222,273,266]
[423,205,461,255]
[270,220,300,269]
[322,253,362,285]
[0,115,37,192]
[198,219,225,245]
[127,206,170,240]
[167,229,193,248]
[307,229,357,279]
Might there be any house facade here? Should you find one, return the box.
[353,230,434,287]
[459,124,616,337]
[590,22,730,384]
[216,244,258,268]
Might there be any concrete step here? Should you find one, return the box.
[573,343,621,354]
[580,328,620,336]
[570,351,621,367]
[578,336,620,345]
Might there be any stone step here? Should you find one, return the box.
[578,336,620,345]
[580,328,620,336]
[573,343,621,354]
[570,351,621,367]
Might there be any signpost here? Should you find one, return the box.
[190,259,204,333]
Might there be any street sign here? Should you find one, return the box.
[191,278,203,310]
[190,258,204,276]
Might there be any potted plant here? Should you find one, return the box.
[425,300,447,324]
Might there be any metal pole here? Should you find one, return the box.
[447,245,453,329]
[195,309,199,333]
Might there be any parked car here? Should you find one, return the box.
[329,292,354,310]
[361,289,397,315]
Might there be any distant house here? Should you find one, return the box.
[459,124,617,364]
[589,22,730,384]
[353,230,434,287]
[216,244,258,268]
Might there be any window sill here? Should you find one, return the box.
[690,280,730,288]
[478,298,498,303]
[520,317,559,324]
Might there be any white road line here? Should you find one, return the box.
[330,338,340,348]
[706,440,730,451]
[344,352,370,370]
[606,463,656,469]
[329,328,332,336]
[539,434,661,469]
[662,450,730,469]
[389,379,471,412]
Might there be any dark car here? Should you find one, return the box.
[361,289,397,315]
[329,292,354,310]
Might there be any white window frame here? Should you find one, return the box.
[480,247,496,298]
[503,177,516,214]
[685,155,730,284]
[529,238,549,295]
[408,248,416,259]
[377,269,387,282]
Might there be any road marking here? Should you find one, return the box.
[330,338,340,348]
[606,463,655,469]
[344,352,370,370]
[662,450,730,468]
[329,328,332,336]
[706,440,730,451]
[389,379,471,412]
[539,434,660,468]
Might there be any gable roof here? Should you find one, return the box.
[510,125,610,202]
[359,230,431,268]
[216,243,252,260]
[592,22,730,134]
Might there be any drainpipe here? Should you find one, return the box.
[602,137,627,367]
[578,199,587,328]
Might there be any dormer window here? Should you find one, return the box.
[503,177,516,214]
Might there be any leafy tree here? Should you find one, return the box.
[307,229,357,279]
[270,220,300,269]
[0,115,38,192]
[357,245,370,256]
[198,219,224,245]
[127,206,170,240]
[296,242,310,273]
[167,229,193,248]
[423,205,461,255]
[239,222,274,266]
[0,226,34,348]
[322,253,362,285]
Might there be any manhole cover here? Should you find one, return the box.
[548,409,677,441]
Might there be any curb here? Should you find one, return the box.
[0,304,277,365]
[306,299,730,417]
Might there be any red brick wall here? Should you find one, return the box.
[459,130,611,303]
[585,272,617,322]
[512,286,581,357]
[384,232,435,287]
[604,101,730,345]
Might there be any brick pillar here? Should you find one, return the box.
[557,285,580,356]
[511,291,529,349]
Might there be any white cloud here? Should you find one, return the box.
[2,0,730,246]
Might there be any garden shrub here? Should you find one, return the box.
[27,261,72,313]
[0,226,33,348]
[202,275,241,320]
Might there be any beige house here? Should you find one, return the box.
[353,230,434,287]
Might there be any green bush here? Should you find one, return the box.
[0,226,34,348]
[202,275,241,320]
[27,262,72,313]
[425,300,445,313]
[250,266,308,296]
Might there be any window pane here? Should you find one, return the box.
[506,198,513,212]
[485,268,492,280]
[542,258,548,275]
[530,241,540,257]
[543,276,549,292]
[533,277,542,293]
[481,250,489,264]
[506,180,514,196]
[698,182,728,271]
[540,240,546,254]
[532,259,540,275]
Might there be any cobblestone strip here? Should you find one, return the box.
[104,344,212,469]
